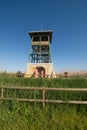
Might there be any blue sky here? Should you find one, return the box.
[0,0,87,73]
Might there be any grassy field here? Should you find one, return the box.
[0,72,87,130]
[1,102,87,130]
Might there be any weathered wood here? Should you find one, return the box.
[1,88,4,99]
[44,100,87,104]
[1,86,87,105]
[0,98,87,104]
[1,86,87,91]
[42,89,45,107]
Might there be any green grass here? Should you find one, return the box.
[0,74,87,101]
[0,102,87,130]
[0,72,87,87]
[0,72,87,129]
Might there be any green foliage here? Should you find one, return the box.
[0,74,87,102]
[0,73,87,88]
[0,102,87,130]
[16,71,24,77]
[0,73,87,129]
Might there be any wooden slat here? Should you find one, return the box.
[1,86,87,105]
[1,86,87,91]
[45,100,87,104]
[0,98,87,104]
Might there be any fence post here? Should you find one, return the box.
[42,88,45,108]
[1,87,4,100]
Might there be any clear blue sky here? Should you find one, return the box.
[0,0,87,73]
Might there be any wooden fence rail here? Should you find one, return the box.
[0,86,87,107]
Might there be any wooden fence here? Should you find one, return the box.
[1,86,87,107]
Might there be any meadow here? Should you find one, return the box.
[0,72,87,130]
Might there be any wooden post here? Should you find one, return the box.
[1,87,4,100]
[42,88,45,108]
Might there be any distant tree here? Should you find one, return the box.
[64,72,68,78]
[17,71,24,77]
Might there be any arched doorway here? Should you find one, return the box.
[34,66,45,78]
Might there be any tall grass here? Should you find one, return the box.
[0,72,87,88]
[0,102,87,130]
[0,73,87,129]
[0,73,87,101]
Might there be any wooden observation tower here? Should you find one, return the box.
[24,30,56,78]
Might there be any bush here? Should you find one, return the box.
[16,71,24,77]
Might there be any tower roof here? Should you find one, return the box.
[29,30,53,43]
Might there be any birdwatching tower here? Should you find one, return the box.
[24,30,56,78]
